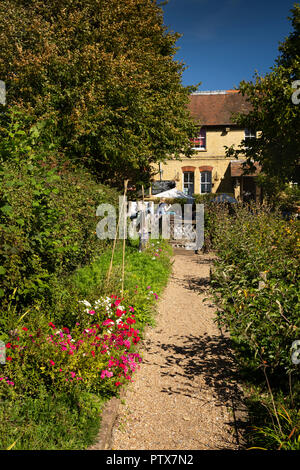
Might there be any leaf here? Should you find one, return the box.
[0,204,13,216]
[7,438,20,450]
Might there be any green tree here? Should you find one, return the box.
[226,4,300,185]
[0,0,197,188]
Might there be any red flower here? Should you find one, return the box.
[48,322,56,329]
[115,381,121,387]
[6,356,12,361]
[22,327,28,331]
[5,343,11,348]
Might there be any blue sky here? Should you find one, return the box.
[162,0,296,90]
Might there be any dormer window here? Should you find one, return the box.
[191,127,206,150]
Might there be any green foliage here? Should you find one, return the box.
[208,203,300,449]
[210,203,300,375]
[0,108,119,330]
[225,5,300,184]
[0,0,198,187]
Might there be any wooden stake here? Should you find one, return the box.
[106,180,128,289]
[121,180,129,296]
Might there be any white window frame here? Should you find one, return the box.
[200,171,212,194]
[191,127,206,150]
[183,171,195,196]
[244,128,256,147]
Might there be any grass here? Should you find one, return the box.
[72,238,172,332]
[0,390,105,450]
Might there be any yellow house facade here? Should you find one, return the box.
[152,90,261,202]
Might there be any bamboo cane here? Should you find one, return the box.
[121,180,129,296]
[106,180,128,287]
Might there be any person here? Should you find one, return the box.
[156,198,171,216]
[156,198,171,237]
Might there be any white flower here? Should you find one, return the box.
[79,300,92,308]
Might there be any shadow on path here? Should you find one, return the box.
[143,332,248,447]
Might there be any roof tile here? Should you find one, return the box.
[188,91,252,126]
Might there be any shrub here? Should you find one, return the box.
[210,203,300,376]
[0,110,119,328]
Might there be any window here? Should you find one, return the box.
[191,128,206,150]
[183,172,194,196]
[200,171,212,193]
[245,128,256,146]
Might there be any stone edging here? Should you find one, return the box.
[88,392,125,450]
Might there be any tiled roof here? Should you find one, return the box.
[188,90,252,126]
[230,160,261,177]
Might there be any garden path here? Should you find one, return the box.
[111,250,247,450]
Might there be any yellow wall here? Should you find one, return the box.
[153,128,246,194]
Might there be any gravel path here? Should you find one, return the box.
[111,250,247,450]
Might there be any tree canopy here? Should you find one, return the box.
[226,4,300,185]
[0,0,197,188]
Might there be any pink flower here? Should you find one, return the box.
[89,310,95,315]
[49,360,55,366]
[101,369,113,379]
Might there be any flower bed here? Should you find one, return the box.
[0,295,145,399]
[0,238,172,449]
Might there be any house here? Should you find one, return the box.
[152,89,262,202]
